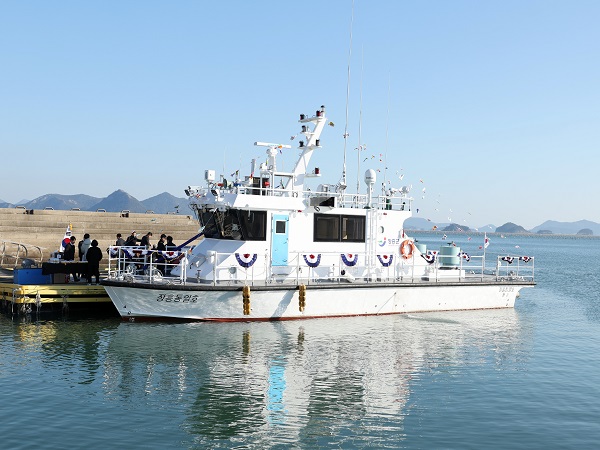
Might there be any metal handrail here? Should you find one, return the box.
[0,241,45,269]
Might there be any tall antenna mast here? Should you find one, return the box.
[356,45,364,194]
[383,72,391,193]
[341,0,354,193]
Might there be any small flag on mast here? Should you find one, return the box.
[479,234,491,250]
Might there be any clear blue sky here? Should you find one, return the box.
[1,1,598,229]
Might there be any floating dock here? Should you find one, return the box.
[0,274,113,315]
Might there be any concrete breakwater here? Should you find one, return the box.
[0,207,201,269]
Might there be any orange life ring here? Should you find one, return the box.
[400,240,415,259]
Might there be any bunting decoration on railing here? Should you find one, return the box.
[159,251,182,260]
[121,248,151,259]
[303,254,321,268]
[519,256,533,263]
[459,251,471,262]
[421,250,438,264]
[501,256,514,264]
[377,254,394,267]
[111,248,184,260]
[235,253,258,268]
[340,253,358,266]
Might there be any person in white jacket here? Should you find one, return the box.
[80,233,92,261]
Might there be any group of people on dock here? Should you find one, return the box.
[62,233,103,283]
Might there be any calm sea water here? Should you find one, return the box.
[1,235,599,449]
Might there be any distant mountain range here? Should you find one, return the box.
[405,217,600,236]
[0,192,598,235]
[0,190,188,215]
[529,220,600,235]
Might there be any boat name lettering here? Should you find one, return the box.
[157,293,198,303]
[387,238,401,245]
[499,286,514,293]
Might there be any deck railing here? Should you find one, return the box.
[190,184,413,211]
[106,246,534,286]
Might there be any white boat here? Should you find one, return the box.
[102,105,535,322]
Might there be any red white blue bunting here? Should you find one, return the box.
[340,253,358,266]
[459,251,471,262]
[121,248,151,259]
[235,253,258,268]
[159,251,182,261]
[303,254,321,267]
[377,254,394,267]
[502,256,533,264]
[421,250,438,264]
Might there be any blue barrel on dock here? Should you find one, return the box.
[439,245,460,267]
[13,268,52,284]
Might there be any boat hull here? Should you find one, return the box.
[102,280,534,322]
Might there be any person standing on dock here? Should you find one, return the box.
[80,233,92,261]
[63,236,80,282]
[78,233,92,280]
[85,240,103,284]
[63,236,76,261]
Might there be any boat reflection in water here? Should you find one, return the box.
[103,309,529,447]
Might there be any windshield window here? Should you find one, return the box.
[198,209,266,241]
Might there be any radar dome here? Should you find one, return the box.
[364,169,376,186]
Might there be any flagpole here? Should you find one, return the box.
[483,232,486,259]
[483,232,488,273]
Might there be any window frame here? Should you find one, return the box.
[313,213,365,243]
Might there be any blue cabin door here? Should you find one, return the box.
[271,214,289,266]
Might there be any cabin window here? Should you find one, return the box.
[237,210,267,241]
[275,220,286,234]
[199,210,220,239]
[198,208,266,241]
[314,215,340,241]
[341,215,365,242]
[314,214,364,242]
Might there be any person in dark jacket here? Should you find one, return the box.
[85,240,103,284]
[140,232,153,249]
[63,236,76,261]
[164,236,178,275]
[166,236,177,250]
[125,231,141,246]
[63,236,79,282]
[156,234,167,275]
[156,234,167,251]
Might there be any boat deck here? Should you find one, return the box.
[103,271,536,291]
